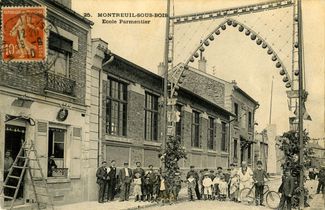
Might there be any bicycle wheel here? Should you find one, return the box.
[240,187,254,205]
[266,191,281,209]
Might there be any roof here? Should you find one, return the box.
[48,0,94,26]
[233,85,259,107]
[103,54,235,119]
[108,54,163,81]
[180,87,236,118]
[186,66,259,107]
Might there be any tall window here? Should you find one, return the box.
[175,105,182,138]
[221,122,227,151]
[234,139,238,159]
[48,128,65,167]
[234,103,239,121]
[106,78,127,136]
[241,110,247,129]
[191,111,200,148]
[48,32,72,77]
[248,111,252,128]
[248,144,252,160]
[207,117,215,150]
[145,92,158,141]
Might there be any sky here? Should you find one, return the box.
[72,0,324,139]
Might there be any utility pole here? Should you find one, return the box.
[269,76,274,124]
[297,0,305,208]
[162,0,171,170]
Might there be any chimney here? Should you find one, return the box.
[158,62,165,76]
[198,56,207,73]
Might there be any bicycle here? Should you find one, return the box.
[239,182,281,209]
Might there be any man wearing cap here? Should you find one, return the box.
[96,161,109,203]
[278,169,294,210]
[253,160,269,206]
[186,166,201,200]
[119,162,133,201]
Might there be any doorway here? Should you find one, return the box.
[4,124,26,201]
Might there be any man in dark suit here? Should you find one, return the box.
[107,160,117,201]
[119,162,133,201]
[96,161,109,203]
[316,166,325,194]
[186,165,201,200]
[278,169,294,210]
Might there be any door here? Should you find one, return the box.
[4,124,25,200]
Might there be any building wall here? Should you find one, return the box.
[229,87,257,166]
[0,1,94,207]
[100,57,231,173]
[101,58,163,169]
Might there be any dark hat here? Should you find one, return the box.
[102,161,107,164]
[227,168,231,171]
[204,168,209,171]
[257,160,263,165]
[210,170,214,173]
[190,165,195,168]
[124,162,129,165]
[217,167,223,170]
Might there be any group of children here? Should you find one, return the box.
[133,169,161,202]
[133,169,183,204]
[193,167,230,201]
[133,167,230,203]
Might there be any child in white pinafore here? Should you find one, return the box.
[202,173,213,200]
[218,176,228,201]
[133,172,142,202]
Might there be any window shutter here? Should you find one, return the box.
[70,127,82,178]
[35,121,48,177]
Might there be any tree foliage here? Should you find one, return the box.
[278,129,314,207]
[160,136,187,190]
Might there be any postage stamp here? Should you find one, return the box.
[1,7,47,62]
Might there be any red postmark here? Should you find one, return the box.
[2,7,46,62]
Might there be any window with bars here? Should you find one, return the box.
[106,78,127,136]
[207,117,215,150]
[221,122,227,152]
[191,111,200,148]
[145,92,158,141]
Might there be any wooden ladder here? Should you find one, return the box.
[1,140,54,210]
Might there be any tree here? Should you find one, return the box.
[159,135,187,198]
[278,130,314,207]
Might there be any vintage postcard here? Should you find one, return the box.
[0,0,324,210]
